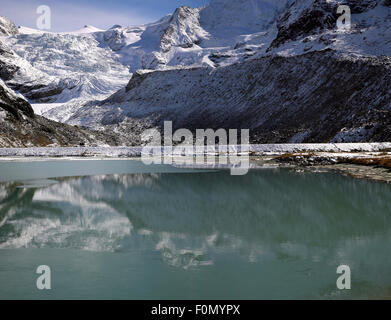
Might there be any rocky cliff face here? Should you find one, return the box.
[0,16,18,36]
[269,0,339,49]
[159,6,207,53]
[136,6,210,69]
[0,79,33,119]
[347,0,379,13]
[0,79,126,147]
[269,0,383,49]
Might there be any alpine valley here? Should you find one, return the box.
[1,0,390,147]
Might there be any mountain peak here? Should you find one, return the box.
[70,25,103,34]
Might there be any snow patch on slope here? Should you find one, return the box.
[67,25,104,35]
[0,16,18,36]
[4,32,131,103]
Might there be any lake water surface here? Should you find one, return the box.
[1,159,391,299]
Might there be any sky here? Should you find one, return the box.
[1,0,210,32]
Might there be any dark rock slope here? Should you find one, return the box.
[269,0,380,49]
[0,80,124,147]
[70,49,391,143]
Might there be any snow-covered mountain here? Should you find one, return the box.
[92,0,293,71]
[1,0,391,145]
[0,0,294,117]
[2,30,131,103]
[0,16,18,36]
[1,1,290,106]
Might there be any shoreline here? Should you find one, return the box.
[0,144,390,184]
[0,143,390,158]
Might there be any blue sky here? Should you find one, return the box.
[2,0,210,32]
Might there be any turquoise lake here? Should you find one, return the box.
[0,159,391,299]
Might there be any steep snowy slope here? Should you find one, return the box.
[92,0,292,71]
[0,39,66,104]
[0,79,126,147]
[4,31,131,103]
[68,25,104,35]
[0,16,58,99]
[94,7,210,71]
[0,16,18,36]
[268,0,391,57]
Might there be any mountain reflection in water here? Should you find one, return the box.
[1,169,391,298]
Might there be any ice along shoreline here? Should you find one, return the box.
[1,143,391,184]
[0,143,391,158]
